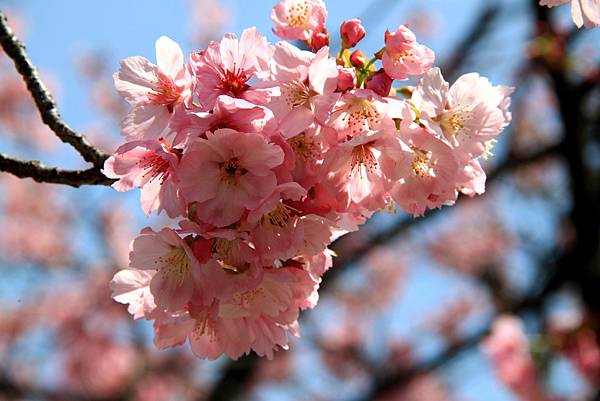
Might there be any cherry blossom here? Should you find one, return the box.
[267,43,338,137]
[271,0,328,41]
[179,128,284,227]
[114,36,191,140]
[539,0,600,28]
[105,1,513,360]
[192,28,273,110]
[411,67,513,161]
[382,25,435,81]
[103,139,184,217]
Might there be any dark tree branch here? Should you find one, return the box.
[0,153,114,187]
[352,256,562,401]
[0,10,109,168]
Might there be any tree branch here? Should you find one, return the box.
[0,10,109,167]
[352,271,558,401]
[0,153,114,187]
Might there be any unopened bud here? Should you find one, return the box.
[340,19,366,49]
[365,69,393,96]
[309,30,329,52]
[336,66,356,92]
[350,49,367,68]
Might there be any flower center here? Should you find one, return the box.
[219,158,247,185]
[391,48,416,64]
[219,66,251,95]
[234,287,266,306]
[137,153,171,183]
[193,316,217,341]
[262,203,298,229]
[440,107,473,141]
[148,71,181,109]
[211,238,249,273]
[410,148,435,178]
[343,99,382,135]
[288,133,318,160]
[281,80,311,108]
[350,143,378,176]
[286,0,310,27]
[157,247,191,284]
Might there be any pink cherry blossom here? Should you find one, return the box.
[128,228,198,312]
[322,130,395,209]
[268,43,338,137]
[192,28,273,110]
[539,0,600,28]
[326,89,394,138]
[411,67,513,161]
[110,268,156,320]
[169,95,276,146]
[188,264,318,360]
[103,139,184,218]
[103,0,515,361]
[482,316,553,400]
[271,0,328,41]
[179,128,284,227]
[350,49,367,68]
[245,182,307,263]
[64,337,138,399]
[383,122,459,216]
[365,69,393,97]
[309,30,329,51]
[114,36,191,140]
[336,66,357,92]
[382,25,435,81]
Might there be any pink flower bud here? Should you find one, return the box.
[336,66,356,91]
[350,49,367,68]
[340,19,366,48]
[310,30,329,51]
[382,25,434,80]
[365,69,393,96]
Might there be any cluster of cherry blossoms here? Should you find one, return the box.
[106,0,513,360]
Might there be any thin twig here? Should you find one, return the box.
[0,10,109,167]
[0,153,114,187]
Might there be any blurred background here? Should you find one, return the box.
[0,0,599,400]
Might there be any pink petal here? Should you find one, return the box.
[114,56,158,103]
[122,104,171,140]
[150,269,194,311]
[155,36,184,79]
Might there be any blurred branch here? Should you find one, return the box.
[443,3,500,80]
[352,262,559,401]
[530,0,600,312]
[0,10,110,181]
[0,153,114,187]
[0,375,87,401]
